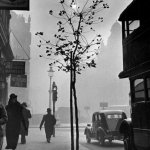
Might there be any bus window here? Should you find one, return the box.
[134,79,145,102]
[147,78,150,100]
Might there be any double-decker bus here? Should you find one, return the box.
[118,1,150,150]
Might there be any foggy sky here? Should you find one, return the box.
[76,22,130,116]
[15,0,132,114]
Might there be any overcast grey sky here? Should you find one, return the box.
[15,0,132,114]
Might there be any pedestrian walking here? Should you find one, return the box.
[5,93,27,150]
[20,102,32,144]
[0,103,8,150]
[39,108,56,143]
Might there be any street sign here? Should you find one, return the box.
[10,74,27,88]
[100,102,108,108]
[5,61,25,75]
[0,0,29,10]
[84,106,90,110]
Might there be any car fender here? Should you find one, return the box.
[119,118,136,150]
[119,118,132,137]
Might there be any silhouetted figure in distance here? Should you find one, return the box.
[39,108,56,143]
[20,102,31,144]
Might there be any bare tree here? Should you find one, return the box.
[36,0,109,149]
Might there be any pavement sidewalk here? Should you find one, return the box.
[2,127,89,150]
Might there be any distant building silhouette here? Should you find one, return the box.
[77,21,129,113]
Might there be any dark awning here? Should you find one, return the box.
[119,61,150,78]
[119,1,138,21]
[119,0,149,21]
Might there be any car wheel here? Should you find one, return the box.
[86,132,91,143]
[98,134,105,146]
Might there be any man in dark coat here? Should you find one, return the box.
[0,103,8,150]
[39,108,56,143]
[5,93,27,150]
[20,102,32,144]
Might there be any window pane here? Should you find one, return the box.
[95,115,97,121]
[129,20,140,34]
[134,79,144,91]
[134,79,145,102]
[98,114,101,120]
[147,78,150,99]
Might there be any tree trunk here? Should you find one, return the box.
[72,64,79,150]
[73,82,79,150]
[70,52,74,150]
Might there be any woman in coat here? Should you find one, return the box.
[39,108,56,143]
[20,102,31,144]
[5,93,26,150]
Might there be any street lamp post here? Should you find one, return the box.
[52,81,57,116]
[52,81,57,137]
[48,66,54,109]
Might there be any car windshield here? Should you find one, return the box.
[106,114,122,131]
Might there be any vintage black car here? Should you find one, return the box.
[84,110,127,145]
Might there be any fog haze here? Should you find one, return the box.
[14,0,131,114]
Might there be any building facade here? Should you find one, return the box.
[8,11,31,105]
[0,10,14,105]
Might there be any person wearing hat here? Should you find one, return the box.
[39,108,56,143]
[20,102,31,144]
[5,93,27,150]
